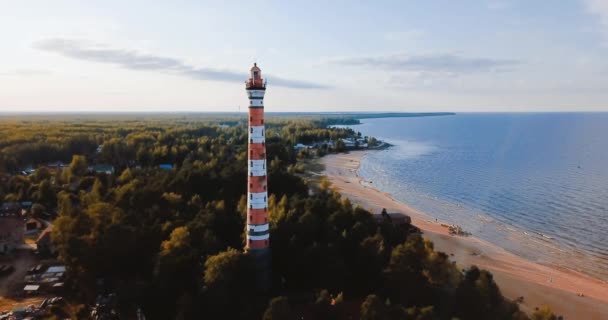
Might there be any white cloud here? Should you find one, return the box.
[328,53,520,74]
[34,38,329,89]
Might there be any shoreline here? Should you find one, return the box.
[321,150,608,319]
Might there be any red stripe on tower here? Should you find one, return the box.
[246,63,269,251]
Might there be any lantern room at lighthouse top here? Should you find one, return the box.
[246,63,266,90]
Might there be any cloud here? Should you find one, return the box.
[585,0,608,44]
[328,53,520,74]
[34,38,328,89]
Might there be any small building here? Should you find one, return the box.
[375,209,412,225]
[90,164,115,175]
[25,218,44,233]
[46,161,68,169]
[294,143,311,151]
[23,284,40,292]
[341,138,356,148]
[44,162,69,174]
[20,201,33,209]
[159,164,173,170]
[356,138,369,148]
[21,168,36,175]
[1,202,21,214]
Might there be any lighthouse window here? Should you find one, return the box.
[261,119,264,124]
[250,127,253,133]
[253,71,259,79]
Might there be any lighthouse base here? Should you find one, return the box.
[246,248,271,292]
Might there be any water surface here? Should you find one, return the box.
[351,113,608,280]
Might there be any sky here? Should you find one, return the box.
[1,0,608,112]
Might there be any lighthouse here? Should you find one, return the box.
[246,63,270,254]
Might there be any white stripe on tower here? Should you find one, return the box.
[250,99,264,107]
[248,192,268,209]
[247,233,270,241]
[248,160,266,176]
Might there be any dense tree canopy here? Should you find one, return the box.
[0,115,534,319]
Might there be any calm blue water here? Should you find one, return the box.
[351,113,608,280]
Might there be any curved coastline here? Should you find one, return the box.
[322,150,608,319]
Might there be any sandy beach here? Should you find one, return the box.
[322,150,608,319]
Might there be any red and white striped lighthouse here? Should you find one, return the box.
[246,63,269,252]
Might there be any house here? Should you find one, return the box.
[342,138,356,148]
[294,143,311,151]
[89,164,115,175]
[21,168,36,175]
[20,202,33,216]
[45,162,69,174]
[159,164,173,170]
[36,226,55,255]
[356,138,369,148]
[375,209,412,226]
[0,217,24,254]
[46,161,68,169]
[20,201,33,209]
[1,202,21,214]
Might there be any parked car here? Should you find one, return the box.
[27,264,47,274]
[34,264,47,273]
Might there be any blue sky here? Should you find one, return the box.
[1,0,608,112]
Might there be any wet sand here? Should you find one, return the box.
[322,150,608,319]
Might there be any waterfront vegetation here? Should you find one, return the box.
[0,114,553,319]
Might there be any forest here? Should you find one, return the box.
[0,114,555,319]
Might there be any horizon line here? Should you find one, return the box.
[1,110,607,115]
